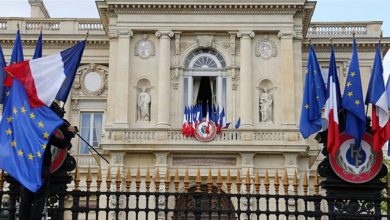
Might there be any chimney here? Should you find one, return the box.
[29,0,50,18]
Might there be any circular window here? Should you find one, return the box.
[84,72,102,92]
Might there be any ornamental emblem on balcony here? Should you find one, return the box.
[329,132,382,184]
[195,119,216,142]
[256,35,277,59]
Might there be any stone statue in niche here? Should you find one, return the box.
[259,87,276,122]
[137,87,151,121]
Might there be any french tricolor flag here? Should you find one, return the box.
[324,47,342,156]
[365,43,390,152]
[4,41,85,108]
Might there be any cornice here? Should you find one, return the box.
[0,39,109,50]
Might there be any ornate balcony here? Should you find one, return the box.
[307,21,382,38]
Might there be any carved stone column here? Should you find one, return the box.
[156,31,174,127]
[278,31,296,125]
[237,31,255,127]
[114,29,133,127]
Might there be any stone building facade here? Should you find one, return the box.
[0,0,389,194]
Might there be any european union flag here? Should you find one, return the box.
[299,46,327,138]
[0,43,6,104]
[0,80,63,192]
[32,32,43,59]
[341,39,366,148]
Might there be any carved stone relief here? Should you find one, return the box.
[134,34,155,59]
[196,35,215,48]
[255,35,277,59]
[170,68,180,90]
[79,63,108,96]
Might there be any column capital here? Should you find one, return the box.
[118,29,134,38]
[277,30,296,39]
[155,30,174,39]
[237,31,255,39]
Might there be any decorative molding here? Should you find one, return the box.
[229,32,237,55]
[111,152,125,165]
[108,29,119,39]
[174,32,181,55]
[155,30,174,39]
[170,68,180,90]
[76,63,108,97]
[134,34,155,58]
[118,29,134,38]
[237,31,255,39]
[0,39,109,49]
[240,152,255,166]
[277,30,296,39]
[284,153,298,167]
[154,152,169,165]
[71,99,79,110]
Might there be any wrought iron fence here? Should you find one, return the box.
[0,167,389,220]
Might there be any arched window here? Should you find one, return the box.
[183,49,227,117]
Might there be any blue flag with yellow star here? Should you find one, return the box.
[299,46,327,138]
[0,80,63,192]
[341,39,366,148]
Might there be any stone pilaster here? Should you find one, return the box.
[155,31,174,127]
[113,29,133,127]
[237,31,255,127]
[278,30,296,125]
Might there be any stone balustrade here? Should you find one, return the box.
[102,128,304,146]
[0,18,105,35]
[307,22,382,38]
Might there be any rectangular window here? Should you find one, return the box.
[79,112,103,154]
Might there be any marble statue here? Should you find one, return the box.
[259,88,273,122]
[137,87,151,121]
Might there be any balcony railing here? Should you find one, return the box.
[307,22,382,38]
[0,18,105,35]
[102,128,304,147]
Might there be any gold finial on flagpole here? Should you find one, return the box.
[352,30,356,39]
[85,30,89,41]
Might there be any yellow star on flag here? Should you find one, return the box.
[42,143,47,150]
[38,121,44,128]
[5,91,10,96]
[13,107,18,115]
[37,151,42,158]
[18,149,23,156]
[6,128,12,135]
[11,140,16,147]
[7,116,13,123]
[28,154,34,160]
[43,132,49,139]
[347,81,352,87]
[305,104,309,109]
[354,100,361,105]
[20,106,26,113]
[350,71,356,77]
[347,92,353,97]
[30,112,36,119]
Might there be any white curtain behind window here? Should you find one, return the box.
[80,113,91,154]
[92,113,103,147]
[193,77,201,104]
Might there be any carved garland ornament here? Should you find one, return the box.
[134,34,155,59]
[256,35,277,59]
[78,63,108,96]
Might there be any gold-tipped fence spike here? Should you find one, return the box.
[217,168,222,194]
[74,166,80,190]
[207,168,213,193]
[86,166,92,191]
[283,170,289,195]
[264,170,270,195]
[97,167,102,191]
[226,169,232,193]
[293,170,299,195]
[145,167,151,192]
[0,170,5,191]
[314,171,320,195]
[106,167,112,191]
[155,168,161,191]
[195,168,201,192]
[136,167,141,192]
[115,167,121,192]
[236,169,242,192]
[184,168,190,192]
[274,170,280,195]
[174,168,180,192]
[245,169,251,193]
[165,169,170,192]
[254,170,260,194]
[125,169,132,192]
[303,170,308,196]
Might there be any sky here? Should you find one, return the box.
[0,0,389,78]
